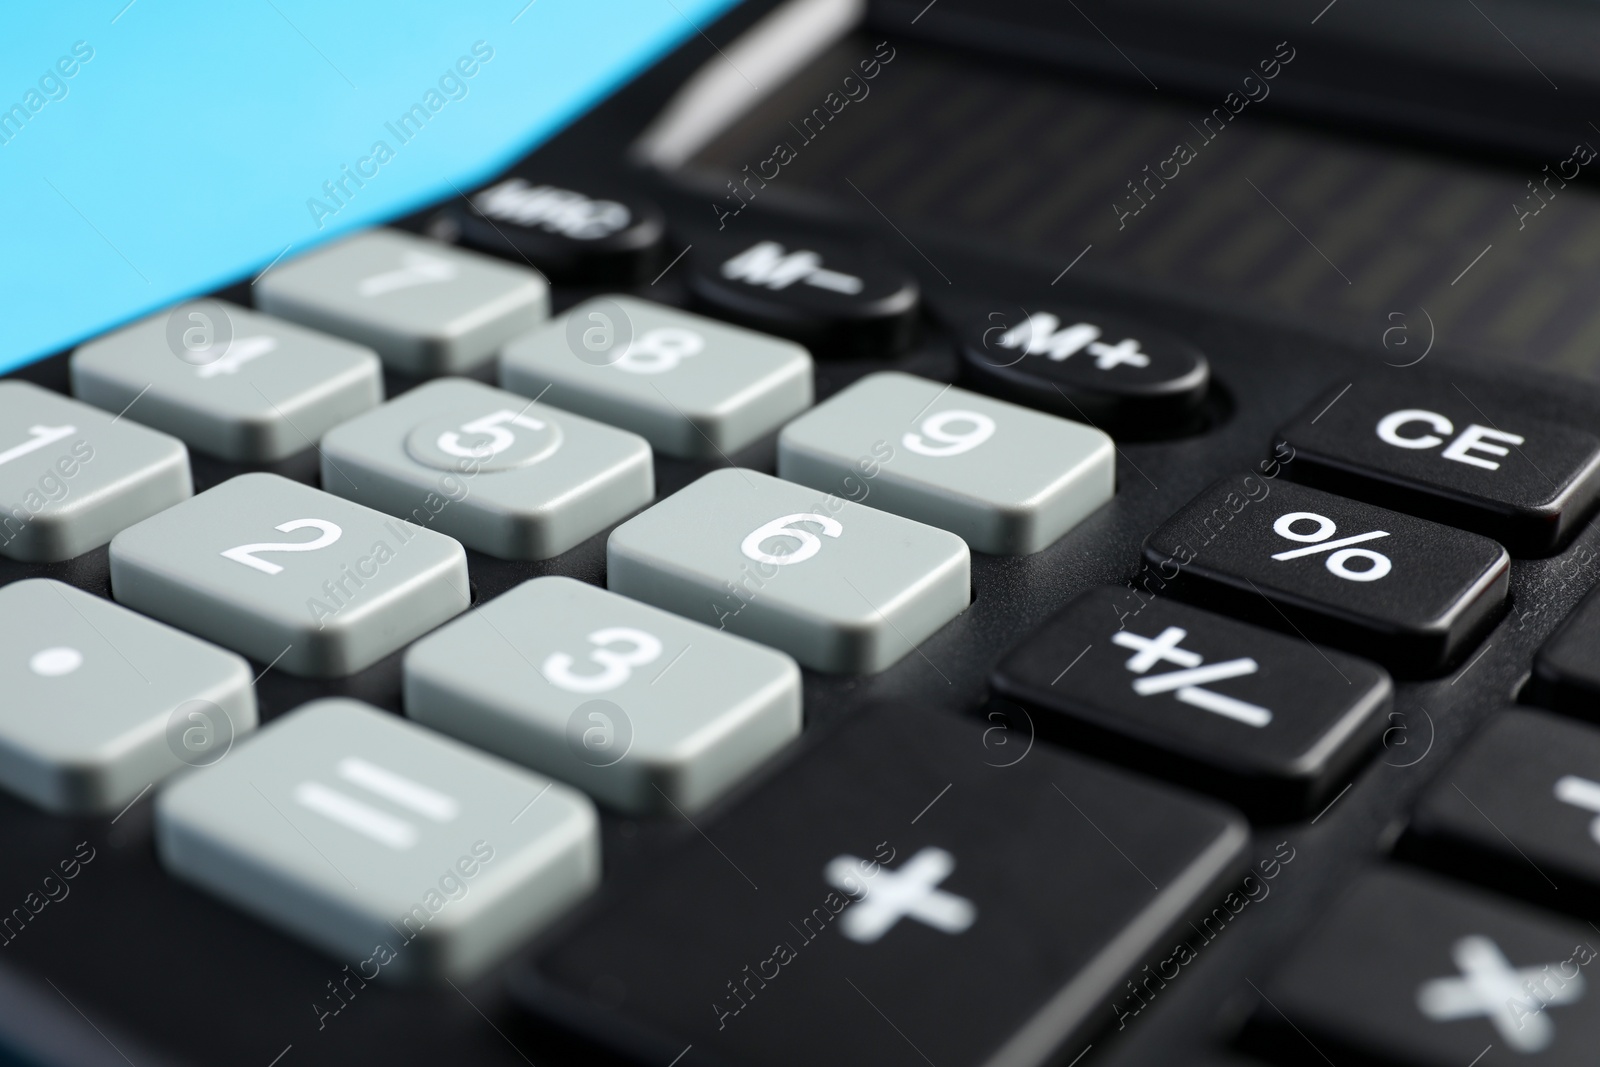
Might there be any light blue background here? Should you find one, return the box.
[0,0,741,373]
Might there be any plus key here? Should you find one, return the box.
[994,587,1391,813]
[512,705,1247,1067]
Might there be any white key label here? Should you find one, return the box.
[292,755,460,851]
[1270,512,1392,582]
[995,313,1152,370]
[903,410,996,457]
[221,518,344,575]
[1555,774,1600,844]
[436,409,552,460]
[543,627,664,694]
[1112,626,1270,727]
[721,242,863,295]
[0,424,76,468]
[195,335,279,379]
[824,847,976,944]
[1416,934,1584,1052]
[614,327,703,375]
[740,513,842,566]
[357,251,459,297]
[1376,409,1525,472]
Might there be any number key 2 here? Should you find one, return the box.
[1276,372,1600,555]
[1143,476,1508,673]
[110,472,469,677]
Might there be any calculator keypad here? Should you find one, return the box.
[109,472,469,677]
[778,371,1114,554]
[320,377,653,560]
[156,698,599,983]
[0,381,191,562]
[71,300,383,462]
[500,295,813,459]
[255,229,549,376]
[404,575,801,813]
[0,578,255,814]
[607,468,970,673]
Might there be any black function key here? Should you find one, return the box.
[1277,374,1600,556]
[992,586,1392,815]
[449,177,665,283]
[956,305,1209,435]
[1402,710,1600,916]
[687,234,919,357]
[512,705,1248,1067]
[1144,476,1509,674]
[1246,868,1600,1067]
[1528,582,1600,721]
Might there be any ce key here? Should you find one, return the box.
[1143,476,1509,674]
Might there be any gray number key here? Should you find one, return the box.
[404,575,801,813]
[608,468,970,673]
[256,229,549,376]
[71,300,383,462]
[779,371,1115,554]
[0,380,191,562]
[109,472,469,677]
[500,295,813,459]
[320,377,653,560]
[155,698,599,983]
[0,578,256,814]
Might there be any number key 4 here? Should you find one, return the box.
[779,372,1114,554]
[110,472,470,677]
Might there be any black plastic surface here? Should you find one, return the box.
[10,3,1600,1066]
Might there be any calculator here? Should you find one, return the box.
[10,2,1600,1066]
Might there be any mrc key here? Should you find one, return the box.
[1144,476,1508,674]
[1277,372,1600,555]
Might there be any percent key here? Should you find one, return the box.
[1142,476,1509,675]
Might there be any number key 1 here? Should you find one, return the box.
[778,372,1114,554]
[1143,476,1508,674]
[110,472,470,677]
